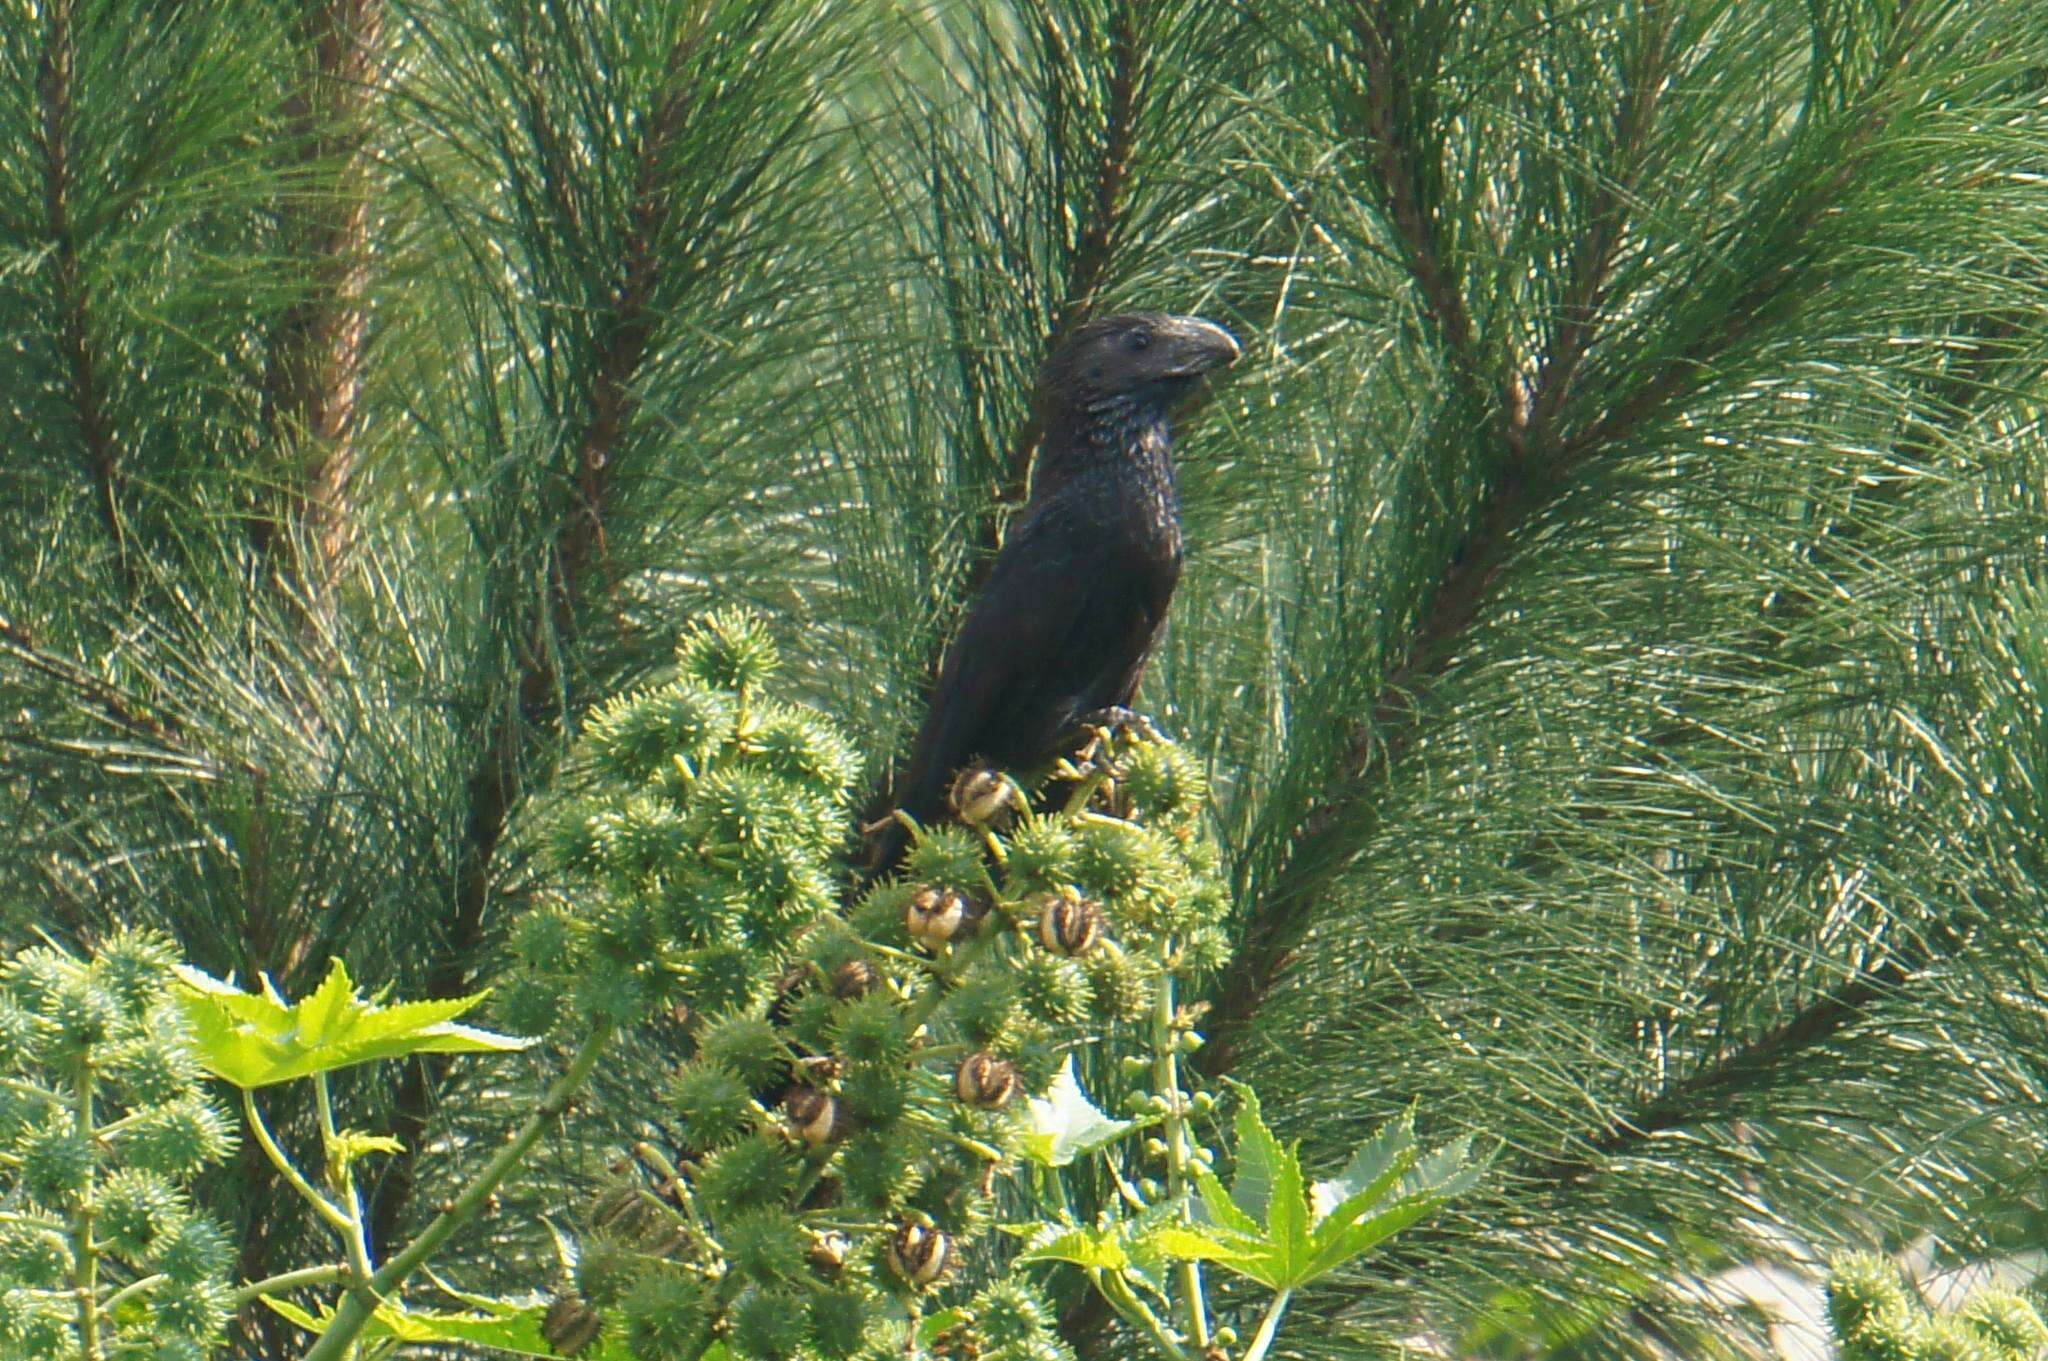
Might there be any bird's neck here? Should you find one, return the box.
[1034,395,1176,496]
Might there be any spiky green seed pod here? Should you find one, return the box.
[0,1000,47,1071]
[618,1264,712,1361]
[695,1013,786,1089]
[838,1061,907,1124]
[728,1287,809,1361]
[1083,951,1153,1023]
[508,905,581,970]
[1828,1255,1913,1346]
[809,1284,881,1359]
[723,1208,809,1283]
[590,796,692,883]
[1,950,69,1014]
[14,1124,92,1205]
[681,944,770,1017]
[1012,953,1091,1025]
[1912,1317,1996,1361]
[101,1032,200,1106]
[0,1287,70,1359]
[151,1278,233,1340]
[0,1225,68,1289]
[1000,816,1079,896]
[569,960,651,1028]
[152,1216,231,1286]
[95,1169,184,1258]
[942,968,1018,1046]
[1120,741,1207,820]
[494,970,570,1038]
[902,828,985,894]
[829,990,908,1065]
[1960,1290,2048,1356]
[546,799,611,876]
[692,1136,796,1215]
[91,931,180,1019]
[968,1280,1057,1349]
[747,704,860,802]
[586,678,735,784]
[836,1129,922,1210]
[669,1062,754,1150]
[1071,820,1186,926]
[45,975,119,1056]
[679,610,781,695]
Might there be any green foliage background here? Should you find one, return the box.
[3,0,2048,1355]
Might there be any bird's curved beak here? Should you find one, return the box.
[1161,315,1241,377]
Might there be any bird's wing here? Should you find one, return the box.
[894,507,1163,824]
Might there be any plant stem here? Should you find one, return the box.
[100,1273,166,1314]
[1097,1269,1192,1361]
[69,1060,102,1361]
[314,1073,378,1286]
[243,1088,353,1234]
[1240,1289,1292,1361]
[299,1024,614,1361]
[1153,939,1209,1349]
[233,1263,347,1308]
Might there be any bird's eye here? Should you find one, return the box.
[1126,331,1151,353]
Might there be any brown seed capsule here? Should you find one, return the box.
[830,958,878,999]
[955,1052,1020,1108]
[1036,893,1103,957]
[542,1292,604,1357]
[784,1086,843,1146]
[948,765,1014,825]
[906,885,982,946]
[886,1221,951,1287]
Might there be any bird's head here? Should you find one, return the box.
[1038,312,1241,419]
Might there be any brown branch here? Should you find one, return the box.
[1353,5,1525,463]
[253,0,384,591]
[982,2,1146,563]
[37,0,125,575]
[1526,953,1918,1188]
[368,26,706,1252]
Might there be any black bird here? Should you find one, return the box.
[876,311,1240,869]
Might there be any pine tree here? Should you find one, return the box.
[3,1,2046,1358]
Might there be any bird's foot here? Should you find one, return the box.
[1073,706,1164,745]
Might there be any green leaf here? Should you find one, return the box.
[918,1308,969,1343]
[1018,1226,1131,1272]
[1146,1226,1263,1269]
[264,1295,637,1359]
[176,959,536,1088]
[1310,1108,1418,1221]
[1223,1078,1286,1223]
[1021,1057,1133,1167]
[1193,1166,1261,1236]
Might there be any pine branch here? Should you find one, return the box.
[36,0,125,579]
[253,0,385,591]
[369,19,710,1252]
[1196,5,1930,1083]
[979,1,1145,573]
[1351,3,1526,462]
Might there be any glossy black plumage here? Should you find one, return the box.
[875,312,1239,869]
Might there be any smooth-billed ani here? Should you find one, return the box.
[874,311,1239,868]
